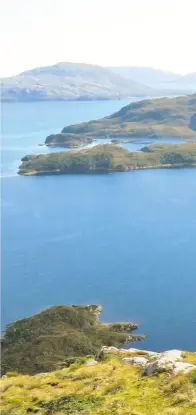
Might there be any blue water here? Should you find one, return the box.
[1,100,196,351]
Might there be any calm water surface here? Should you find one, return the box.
[1,100,196,351]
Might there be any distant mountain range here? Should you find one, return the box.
[1,63,195,102]
[109,67,196,91]
[171,72,196,86]
[109,67,179,85]
[1,63,153,102]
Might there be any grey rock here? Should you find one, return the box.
[173,362,195,375]
[143,350,195,375]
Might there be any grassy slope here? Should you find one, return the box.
[45,94,196,146]
[1,354,196,415]
[19,142,196,175]
[1,305,143,375]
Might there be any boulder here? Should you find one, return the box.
[173,362,195,375]
[159,350,182,361]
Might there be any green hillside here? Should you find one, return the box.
[45,94,196,147]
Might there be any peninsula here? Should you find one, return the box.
[1,305,143,375]
[19,142,196,175]
[45,94,196,148]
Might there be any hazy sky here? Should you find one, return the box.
[1,0,195,77]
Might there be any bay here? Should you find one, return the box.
[1,100,196,351]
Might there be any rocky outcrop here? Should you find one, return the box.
[143,350,195,375]
[100,346,196,375]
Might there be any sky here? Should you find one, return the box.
[1,0,195,77]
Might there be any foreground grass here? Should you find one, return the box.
[182,352,196,365]
[1,355,196,415]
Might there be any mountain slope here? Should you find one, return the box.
[1,62,154,102]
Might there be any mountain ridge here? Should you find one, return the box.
[109,66,180,84]
[2,62,195,102]
[109,66,196,91]
[1,62,154,102]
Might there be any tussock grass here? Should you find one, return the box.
[182,352,196,365]
[1,357,196,415]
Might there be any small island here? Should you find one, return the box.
[111,138,136,144]
[45,94,196,147]
[45,133,92,148]
[19,142,196,175]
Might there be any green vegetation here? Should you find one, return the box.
[1,354,196,415]
[182,352,196,365]
[1,305,144,375]
[45,94,196,146]
[18,142,196,175]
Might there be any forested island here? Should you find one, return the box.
[45,94,196,148]
[19,142,196,175]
